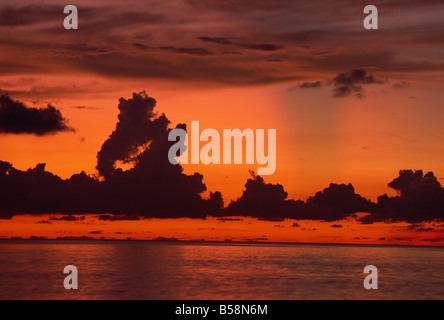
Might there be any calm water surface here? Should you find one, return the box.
[0,240,443,300]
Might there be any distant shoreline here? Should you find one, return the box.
[0,237,442,249]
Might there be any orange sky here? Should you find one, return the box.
[2,78,444,201]
[1,0,444,245]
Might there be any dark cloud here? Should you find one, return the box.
[306,183,377,221]
[299,81,322,89]
[159,46,213,56]
[36,220,51,224]
[290,69,388,97]
[331,69,385,98]
[416,227,435,232]
[72,52,300,86]
[4,4,164,32]
[407,224,424,230]
[0,91,74,135]
[198,37,233,45]
[222,171,298,219]
[96,92,168,178]
[133,43,149,50]
[330,224,343,228]
[242,43,283,51]
[104,11,164,27]
[406,224,436,232]
[133,43,214,56]
[0,92,223,219]
[421,238,441,242]
[56,236,95,241]
[154,237,179,241]
[359,170,444,224]
[258,217,285,222]
[97,215,141,221]
[217,218,243,222]
[29,236,47,240]
[289,81,322,91]
[71,106,98,110]
[198,36,283,52]
[1,1,443,87]
[223,172,376,222]
[221,169,444,224]
[48,215,85,221]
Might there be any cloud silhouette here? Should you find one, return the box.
[359,170,444,224]
[49,215,85,221]
[133,43,214,56]
[159,46,213,56]
[222,171,299,219]
[36,220,51,224]
[331,69,385,98]
[223,169,444,224]
[0,91,73,135]
[96,92,168,178]
[222,171,376,221]
[0,92,223,219]
[290,69,385,98]
[299,81,322,89]
[421,238,441,242]
[97,215,141,221]
[289,81,322,91]
[198,36,283,51]
[306,183,377,221]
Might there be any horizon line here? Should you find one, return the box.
[1,237,442,249]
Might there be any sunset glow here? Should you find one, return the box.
[1,0,444,246]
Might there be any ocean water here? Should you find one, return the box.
[0,240,443,300]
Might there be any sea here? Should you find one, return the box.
[0,240,443,300]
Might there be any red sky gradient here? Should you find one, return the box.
[1,0,444,245]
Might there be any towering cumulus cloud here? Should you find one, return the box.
[96,92,168,178]
[0,91,73,135]
[0,92,223,219]
[95,91,223,217]
[359,170,444,224]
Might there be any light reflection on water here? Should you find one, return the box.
[0,241,443,300]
